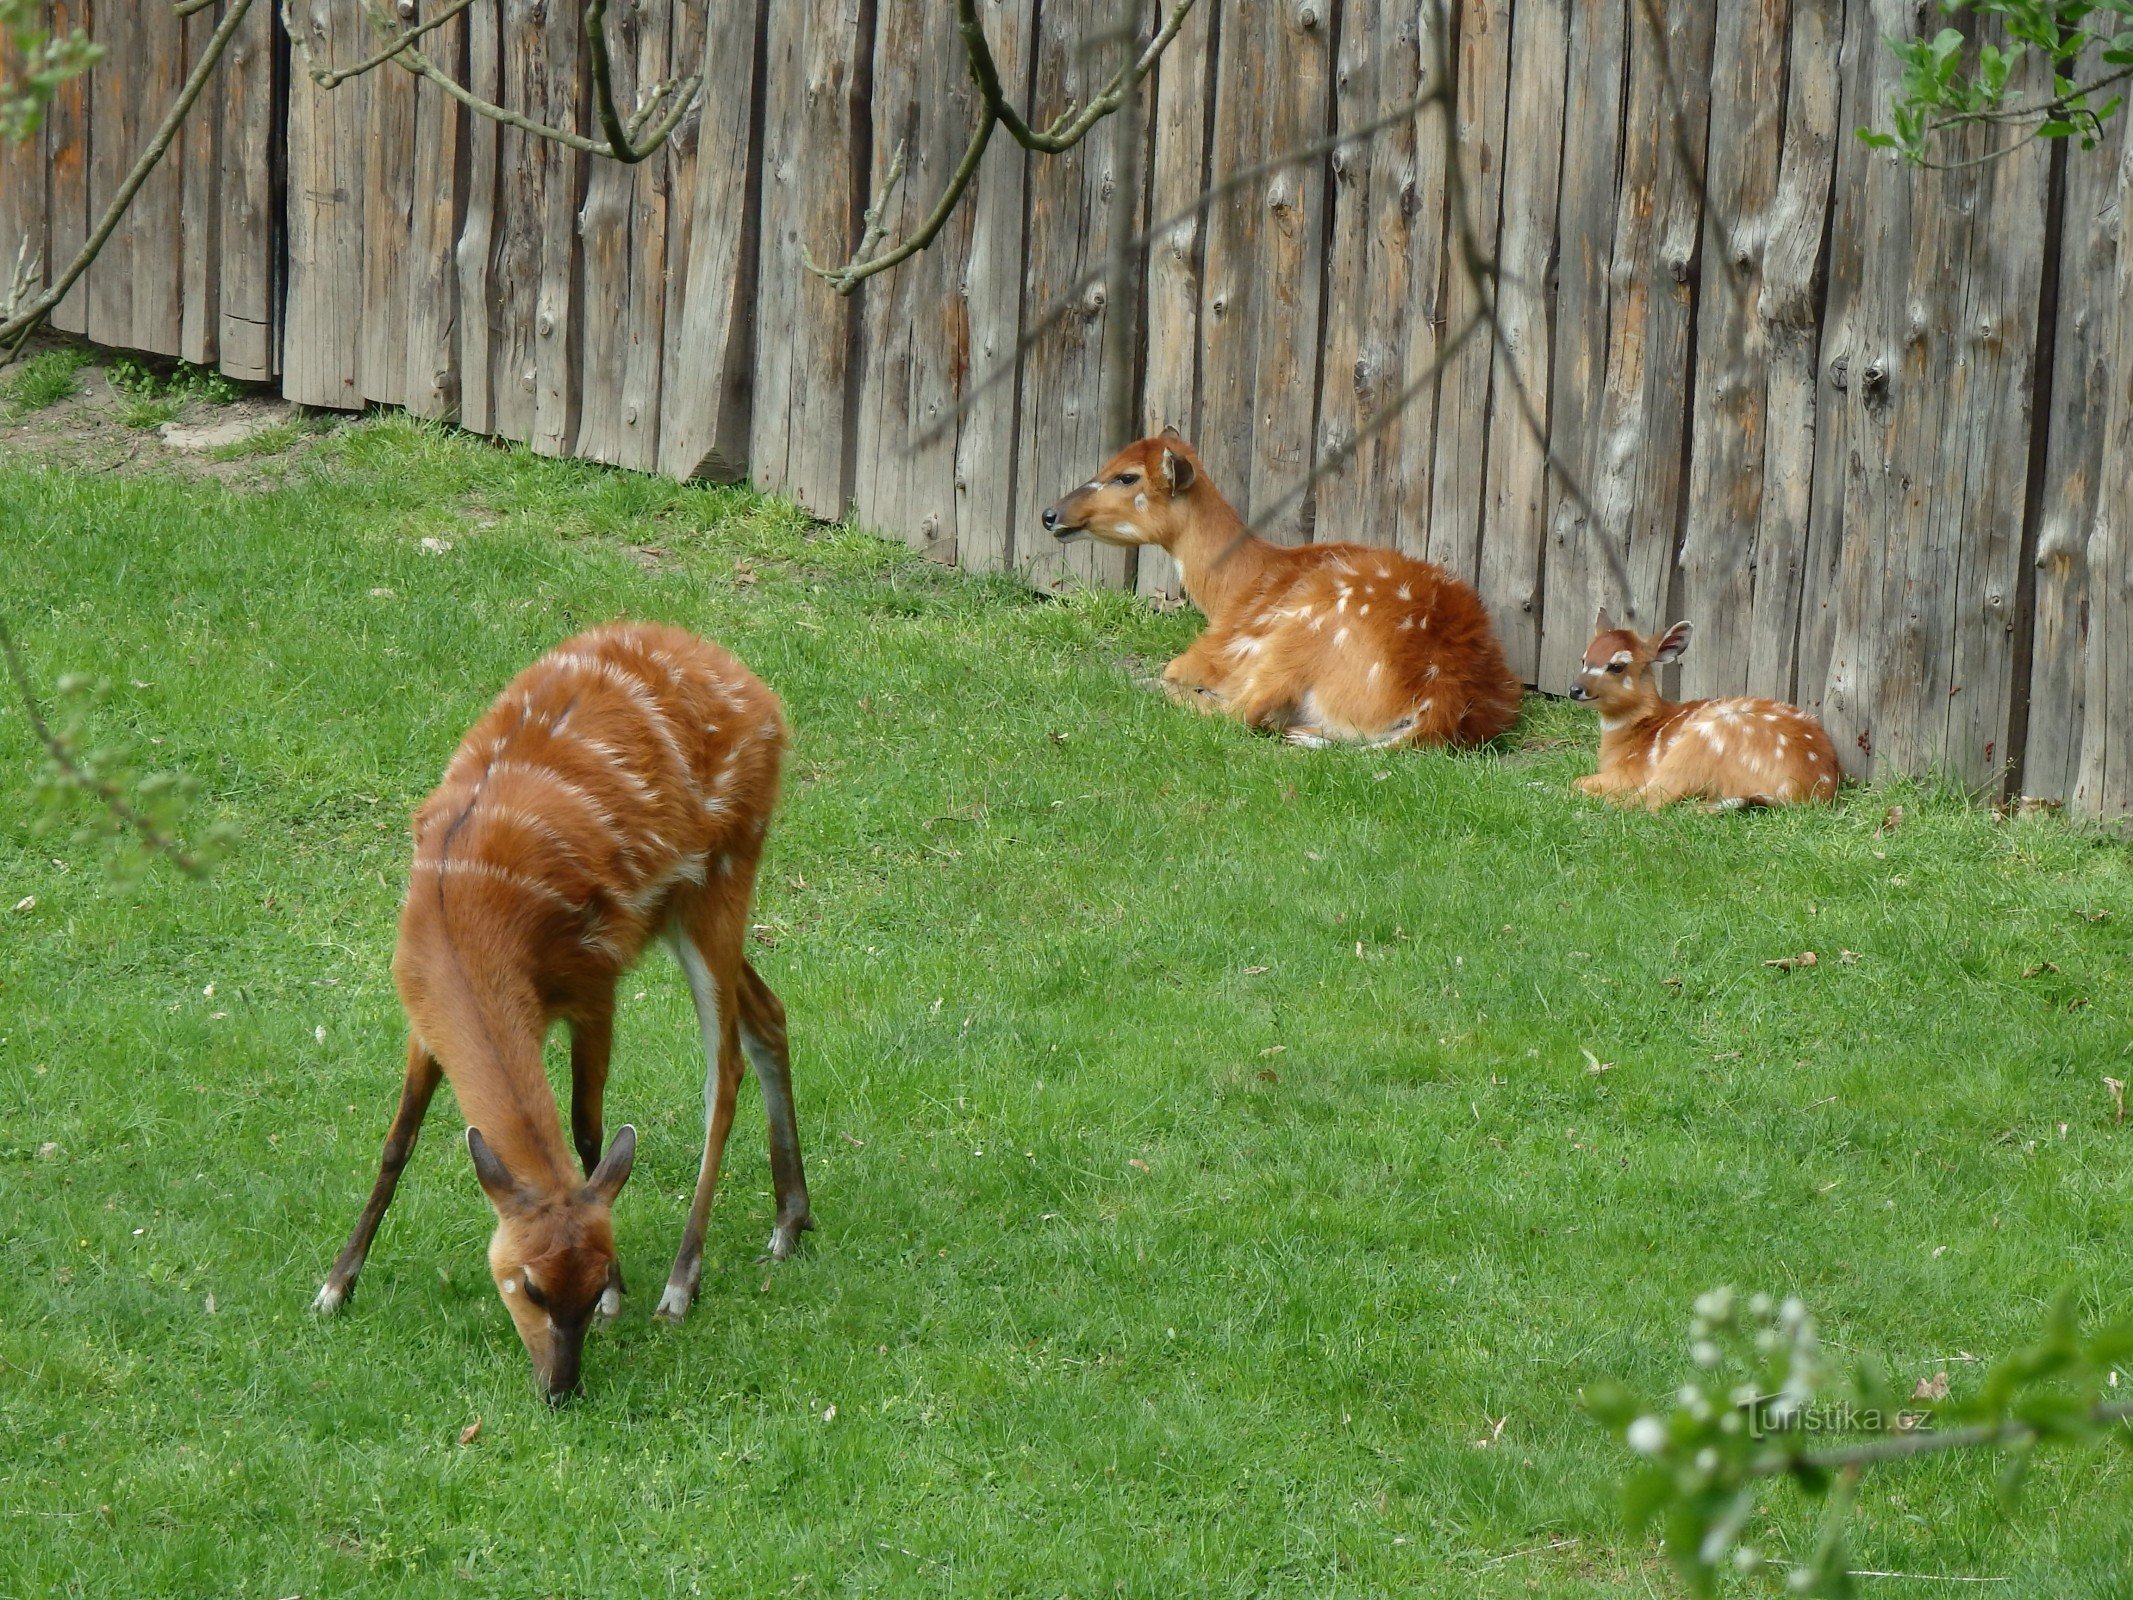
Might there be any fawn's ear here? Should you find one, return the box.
[584,1124,636,1205]
[1595,606,1616,635]
[1652,620,1695,664]
[1161,448,1195,493]
[467,1126,522,1211]
[1159,423,1184,441]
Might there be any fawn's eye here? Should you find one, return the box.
[519,1276,550,1310]
[1605,661,1626,674]
[1115,472,1141,486]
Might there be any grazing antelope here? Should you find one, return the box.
[1569,611,1839,808]
[1041,430,1522,749]
[313,622,814,1402]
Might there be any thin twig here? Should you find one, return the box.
[957,0,1198,155]
[0,615,206,875]
[0,0,257,359]
[301,0,478,89]
[279,0,700,163]
[1763,1400,2133,1474]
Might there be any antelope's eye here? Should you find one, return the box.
[520,1276,550,1310]
[1605,661,1626,674]
[1114,471,1141,486]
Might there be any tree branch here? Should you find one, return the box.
[0,614,206,875]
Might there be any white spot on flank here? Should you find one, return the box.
[1133,492,1149,512]
[1807,750,1821,764]
[1397,616,1414,631]
[1775,735,1788,752]
[1419,698,1434,713]
[1358,603,1371,616]
[502,1278,519,1294]
[1334,627,1350,647]
[1367,661,1381,681]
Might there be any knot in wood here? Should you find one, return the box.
[1665,252,1691,284]
[1083,283,1108,315]
[1862,361,1888,397]
[538,313,556,337]
[1296,1,1322,28]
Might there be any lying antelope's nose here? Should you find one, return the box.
[544,1379,582,1408]
[1041,506,1062,532]
[1568,682,1589,702]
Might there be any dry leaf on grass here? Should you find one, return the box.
[458,1416,482,1446]
[11,895,35,913]
[2106,1077,2126,1126]
[1878,805,1905,834]
[1581,1048,1614,1076]
[1127,1158,1151,1174]
[2022,962,2060,979]
[1763,951,1817,972]
[1911,1371,1950,1402]
[1245,965,1269,976]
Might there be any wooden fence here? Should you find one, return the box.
[6,0,2133,817]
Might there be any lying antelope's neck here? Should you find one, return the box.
[1166,491,1272,622]
[1596,697,1676,759]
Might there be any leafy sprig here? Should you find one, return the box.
[1588,1288,2133,1597]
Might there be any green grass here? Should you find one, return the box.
[0,346,90,415]
[3,416,2130,1598]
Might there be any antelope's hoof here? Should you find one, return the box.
[311,1281,347,1316]
[759,1212,815,1262]
[653,1282,693,1323]
[596,1285,622,1319]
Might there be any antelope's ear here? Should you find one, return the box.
[584,1124,636,1205]
[1161,448,1195,493]
[1652,620,1694,664]
[1595,606,1615,635]
[1159,423,1184,441]
[467,1126,523,1211]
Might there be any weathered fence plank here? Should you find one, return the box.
[1533,0,1629,691]
[1744,0,1840,705]
[456,0,503,434]
[1017,0,1143,593]
[1313,0,1444,563]
[284,0,366,408]
[854,0,1024,566]
[216,0,277,380]
[359,18,416,408]
[750,0,866,517]
[0,18,47,317]
[1423,0,1511,583]
[1675,0,1790,700]
[177,1,221,368]
[654,0,761,484]
[1475,0,1567,681]
[403,3,466,419]
[1197,0,1333,543]
[578,0,652,467]
[1138,0,1215,597]
[2025,115,2129,803]
[2074,124,2133,819]
[42,0,90,337]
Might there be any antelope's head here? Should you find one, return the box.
[468,1124,634,1405]
[1041,428,1203,548]
[1570,609,1693,714]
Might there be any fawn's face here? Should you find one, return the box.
[469,1126,633,1404]
[1570,611,1693,714]
[1041,431,1200,548]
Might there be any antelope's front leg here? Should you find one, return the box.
[569,998,626,1316]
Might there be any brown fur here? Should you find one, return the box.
[315,623,814,1401]
[1041,432,1522,748]
[1570,611,1840,809]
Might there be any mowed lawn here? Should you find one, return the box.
[3,417,2130,1599]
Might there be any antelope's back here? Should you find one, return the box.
[401,623,786,977]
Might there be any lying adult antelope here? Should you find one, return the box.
[1569,611,1839,808]
[1041,430,1522,749]
[313,622,814,1402]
